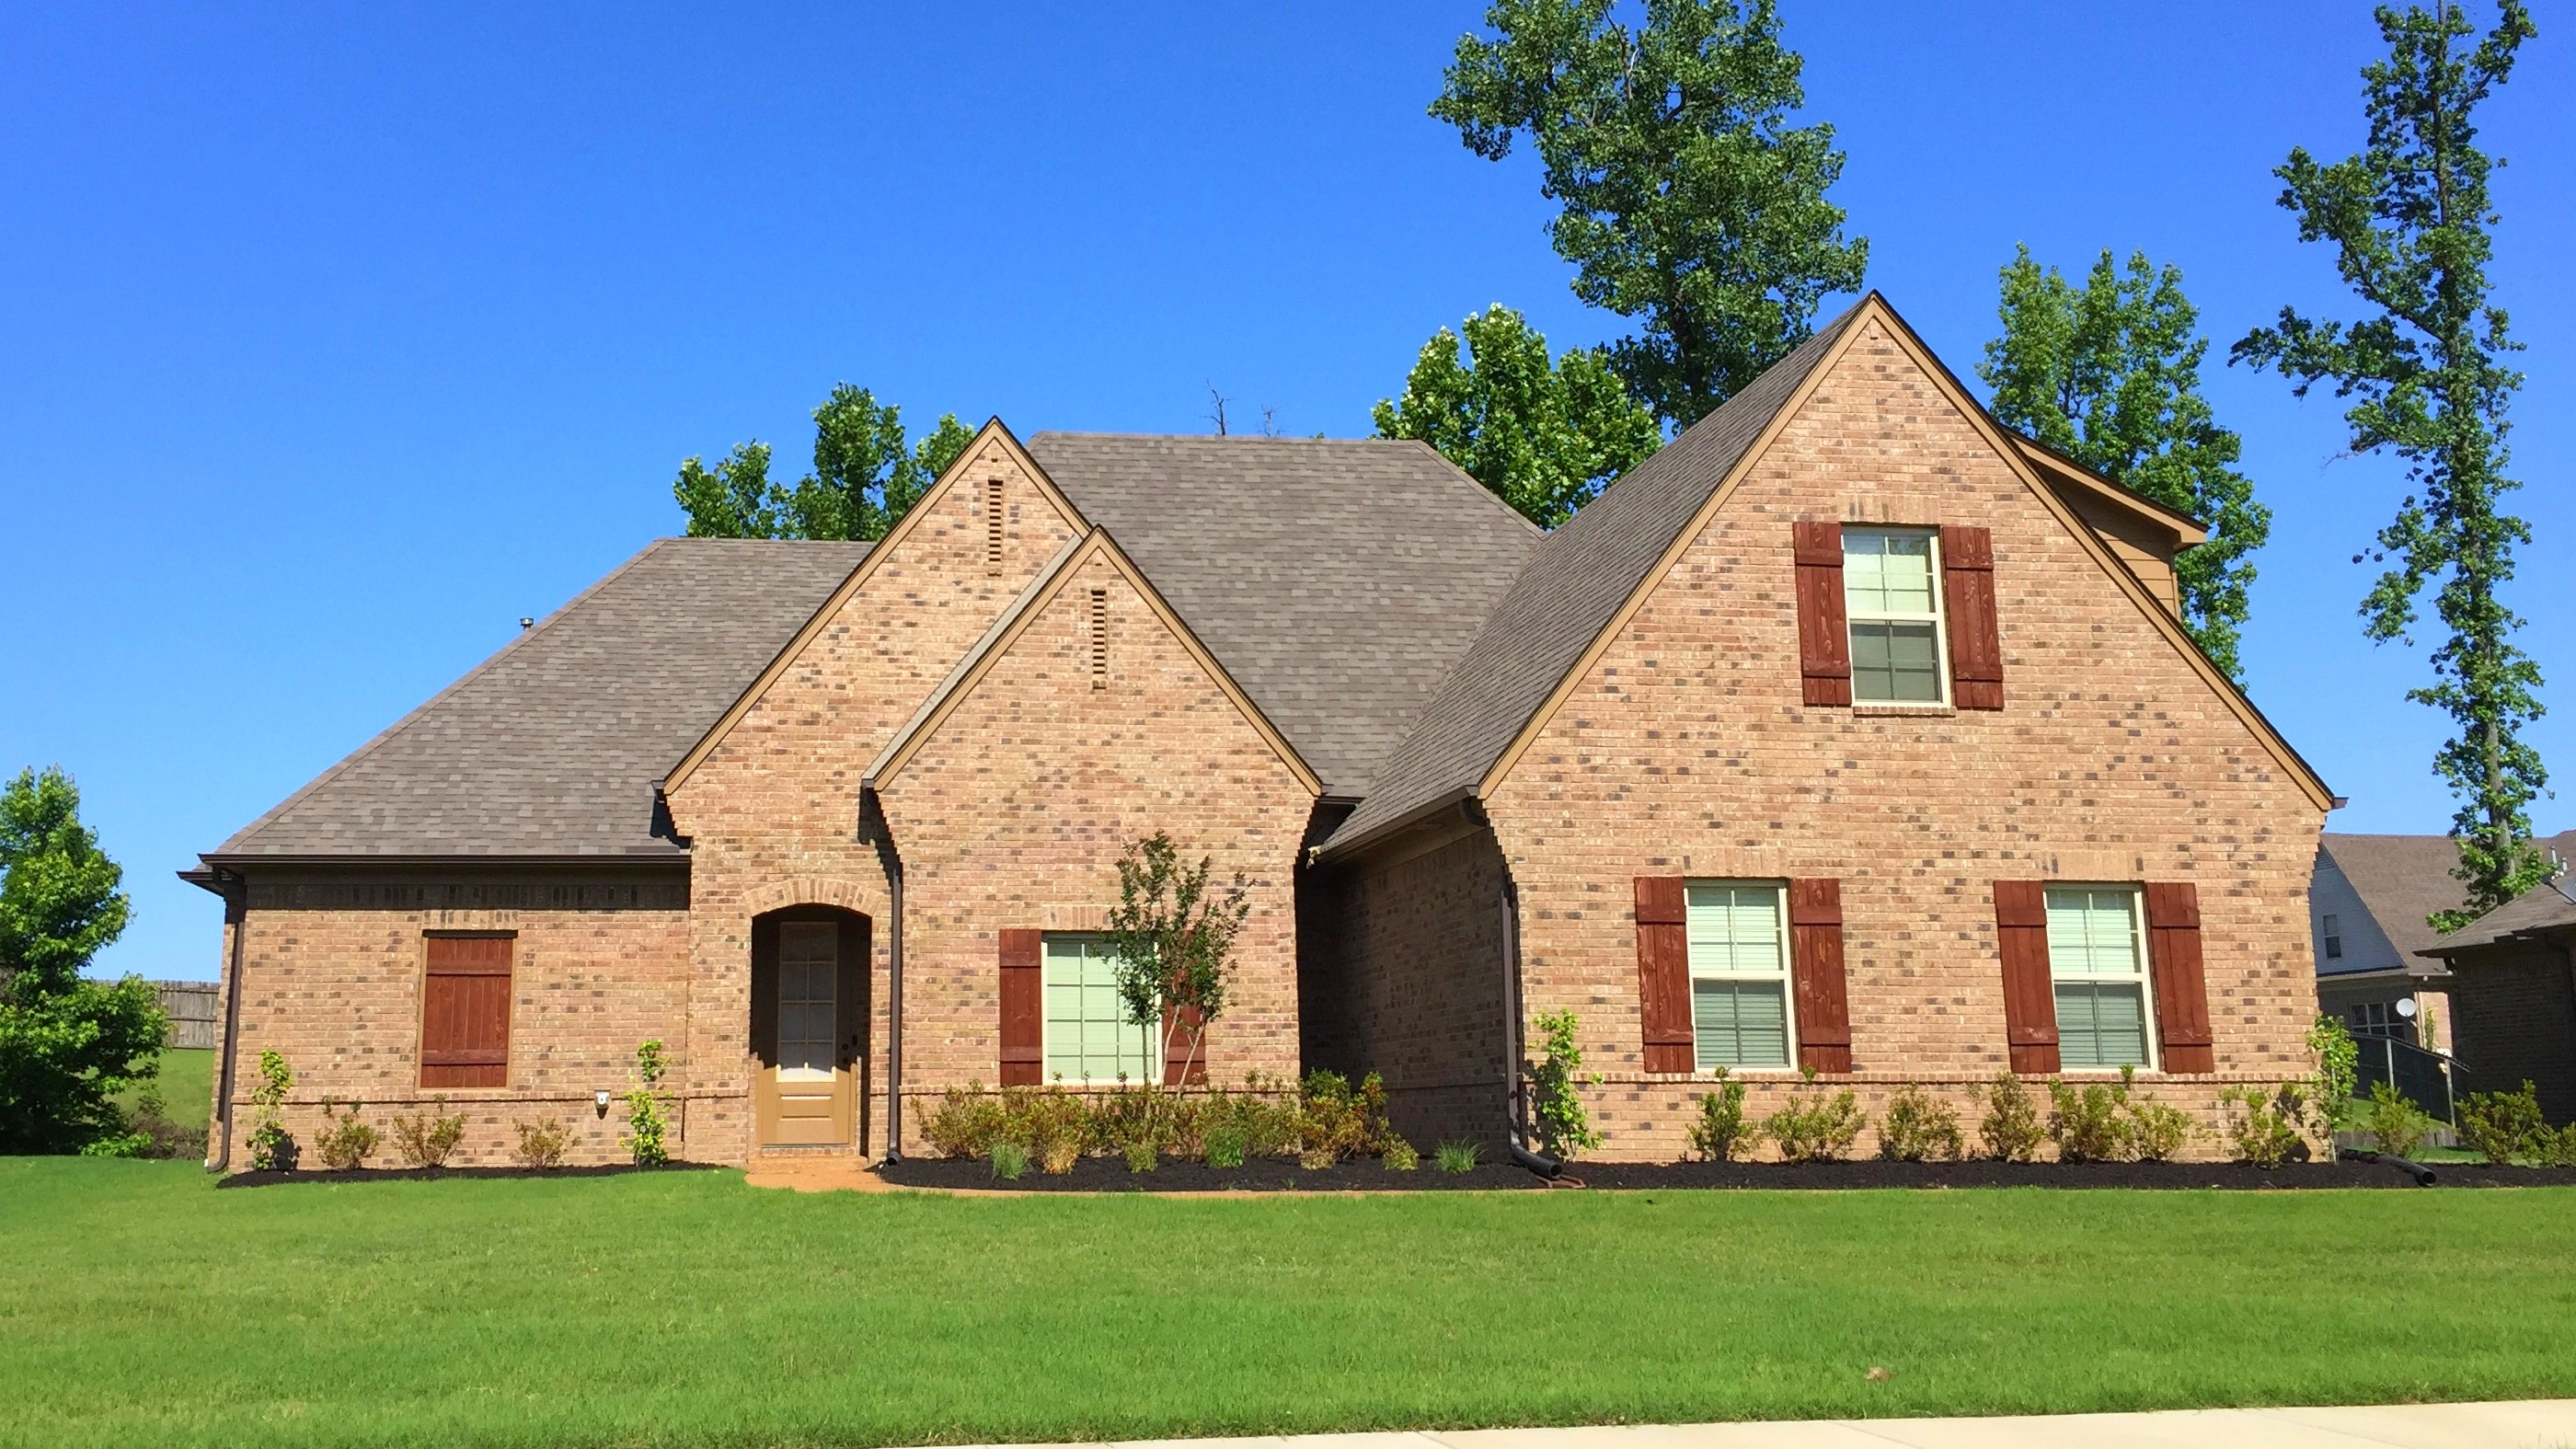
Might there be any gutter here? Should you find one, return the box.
[208,868,248,1171]
[860,789,906,1163]
[1471,801,1559,1181]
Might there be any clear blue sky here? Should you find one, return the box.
[5,4,2568,983]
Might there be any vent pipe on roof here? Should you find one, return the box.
[519,617,535,630]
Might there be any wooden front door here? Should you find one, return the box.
[752,912,866,1148]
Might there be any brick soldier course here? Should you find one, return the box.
[189,293,2337,1168]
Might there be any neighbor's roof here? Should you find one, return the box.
[1319,304,1863,854]
[2319,831,2576,965]
[1026,432,1541,796]
[2427,872,2576,954]
[209,538,870,860]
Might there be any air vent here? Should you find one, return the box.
[985,479,1006,572]
[1090,588,1109,688]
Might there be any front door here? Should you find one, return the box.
[753,913,864,1148]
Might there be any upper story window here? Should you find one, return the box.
[1841,529,1949,704]
[1041,935,1154,1085]
[1686,880,1793,1069]
[2321,913,2343,960]
[2045,886,2156,1070]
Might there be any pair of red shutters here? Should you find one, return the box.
[1796,520,2004,708]
[1633,879,2215,1075]
[994,928,1206,1087]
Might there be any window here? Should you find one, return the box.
[1041,935,1154,1084]
[2321,913,2343,960]
[420,933,512,1087]
[2347,1000,2415,1043]
[2044,887,2155,1069]
[1841,529,1948,704]
[1686,881,1793,1069]
[776,921,838,1082]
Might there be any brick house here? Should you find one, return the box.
[188,294,2335,1167]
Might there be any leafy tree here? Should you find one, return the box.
[1374,305,1662,527]
[671,387,972,541]
[1980,247,2272,681]
[2232,0,2546,927]
[1432,0,1868,429]
[1102,833,1249,1087]
[0,765,164,1155]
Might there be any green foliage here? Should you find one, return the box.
[1090,1083,1184,1168]
[1021,1088,1089,1176]
[1104,833,1249,1085]
[389,1097,466,1169]
[1526,1008,1601,1158]
[1294,1069,1393,1168]
[1372,304,1662,526]
[672,387,972,542]
[1434,1140,1483,1174]
[2234,1,2547,926]
[2457,1079,2547,1164]
[1877,1085,1962,1162]
[512,1117,570,1169]
[2219,1082,2310,1168]
[2536,1122,2576,1168]
[245,1050,294,1171]
[2363,1081,2433,1160]
[2126,1099,2196,1163]
[1763,1079,1863,1163]
[925,1080,1012,1160]
[2309,1013,2362,1131]
[1978,1072,2044,1162]
[121,1082,208,1161]
[0,765,164,1155]
[2047,1076,2133,1163]
[622,1039,670,1167]
[1980,247,2271,680]
[314,1099,379,1171]
[1202,1122,1248,1169]
[1685,1066,1760,1162]
[988,1138,1029,1180]
[1381,1135,1420,1172]
[1433,0,1867,428]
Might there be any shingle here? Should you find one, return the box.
[2429,870,2576,952]
[1320,305,1862,854]
[2323,830,2576,957]
[212,537,870,859]
[1027,433,1541,796]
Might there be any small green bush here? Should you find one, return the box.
[925,1081,1010,1159]
[2220,1083,2307,1167]
[2125,1098,2196,1162]
[989,1138,1029,1180]
[512,1117,570,1168]
[1527,1009,1603,1158]
[1293,1069,1391,1167]
[1878,1085,1962,1162]
[1685,1067,1760,1162]
[1764,1075,1864,1163]
[2362,1081,2432,1159]
[622,1039,670,1167]
[1093,1083,1183,1167]
[1978,1072,2044,1162]
[124,1084,209,1161]
[1123,1138,1158,1172]
[1434,1140,1480,1174]
[2048,1077,2135,1163]
[2458,1081,2547,1165]
[2536,1122,2576,1168]
[1202,1122,1248,1169]
[314,1098,379,1170]
[246,1050,295,1171]
[1021,1087,1088,1174]
[1382,1136,1420,1171]
[390,1097,466,1168]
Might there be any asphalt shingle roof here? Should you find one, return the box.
[2317,831,2576,963]
[2431,872,2576,953]
[1319,305,1861,854]
[212,538,871,860]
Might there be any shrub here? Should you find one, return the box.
[1123,1138,1158,1172]
[1092,1083,1184,1167]
[1293,1069,1390,1167]
[622,1039,670,1167]
[2537,1122,2576,1169]
[1878,1085,1962,1162]
[1434,1140,1481,1174]
[2220,1083,2307,1167]
[1199,1075,1298,1160]
[1978,1072,2044,1162]
[124,1084,210,1162]
[245,1049,296,1171]
[390,1097,466,1168]
[2125,1098,2196,1162]
[1203,1123,1248,1169]
[989,1139,1029,1180]
[925,1081,1009,1159]
[2458,1081,2547,1165]
[2362,1081,2432,1160]
[2047,1078,2136,1163]
[314,1098,379,1170]
[1764,1074,1864,1163]
[1527,1009,1602,1158]
[512,1117,570,1168]
[2308,1012,2361,1134]
[1020,1087,1087,1175]
[1683,1067,1757,1162]
[1382,1135,1419,1171]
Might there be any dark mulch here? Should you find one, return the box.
[215,1162,730,1189]
[878,1154,2576,1192]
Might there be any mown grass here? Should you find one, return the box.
[115,1047,213,1130]
[6,1158,2574,1449]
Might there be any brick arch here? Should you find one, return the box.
[741,876,882,921]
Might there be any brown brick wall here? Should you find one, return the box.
[877,548,1312,1152]
[2447,940,2576,1122]
[1486,317,2329,1161]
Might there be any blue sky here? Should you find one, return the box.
[5,3,2569,983]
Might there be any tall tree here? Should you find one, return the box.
[0,765,163,1155]
[671,387,971,541]
[2233,0,2545,927]
[1981,247,2272,681]
[1432,0,1867,429]
[1374,305,1662,527]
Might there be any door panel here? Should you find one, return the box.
[753,914,863,1147]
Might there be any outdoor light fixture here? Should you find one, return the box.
[593,1088,613,1118]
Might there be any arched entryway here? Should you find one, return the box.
[750,905,870,1152]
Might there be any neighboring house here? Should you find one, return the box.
[2416,863,2576,1123]
[2309,834,2468,1050]
[186,294,2335,1167]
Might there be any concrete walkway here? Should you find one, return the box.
[952,1401,2576,1449]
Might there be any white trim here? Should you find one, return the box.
[2042,884,2160,1073]
[1684,879,1799,1073]
[1841,526,1952,707]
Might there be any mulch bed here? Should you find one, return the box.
[216,1162,730,1188]
[877,1155,2576,1192]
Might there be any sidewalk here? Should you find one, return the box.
[950,1401,2576,1449]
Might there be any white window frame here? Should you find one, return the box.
[2043,884,2159,1073]
[1841,526,1953,707]
[1039,933,1157,1087]
[1685,879,1799,1074]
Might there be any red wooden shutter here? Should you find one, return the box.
[420,934,512,1087]
[1792,521,1852,706]
[1992,881,2059,1074]
[1788,879,1852,1073]
[1633,877,1694,1073]
[1941,524,2004,710]
[1161,1004,1207,1087]
[2145,882,2215,1073]
[997,929,1043,1087]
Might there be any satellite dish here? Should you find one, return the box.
[2396,997,2419,1018]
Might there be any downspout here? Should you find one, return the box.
[861,788,905,1162]
[208,868,248,1172]
[1469,800,1559,1179]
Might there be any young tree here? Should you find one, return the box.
[671,388,972,541]
[1374,305,1663,527]
[1980,247,2272,681]
[0,766,164,1155]
[1432,0,1868,428]
[1102,834,1249,1087]
[2232,1,2545,926]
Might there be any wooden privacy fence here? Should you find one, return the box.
[153,981,218,1051]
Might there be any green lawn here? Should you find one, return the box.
[116,1048,214,1130]
[7,1160,2575,1449]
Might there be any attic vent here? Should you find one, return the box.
[1089,588,1109,688]
[985,479,1006,572]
